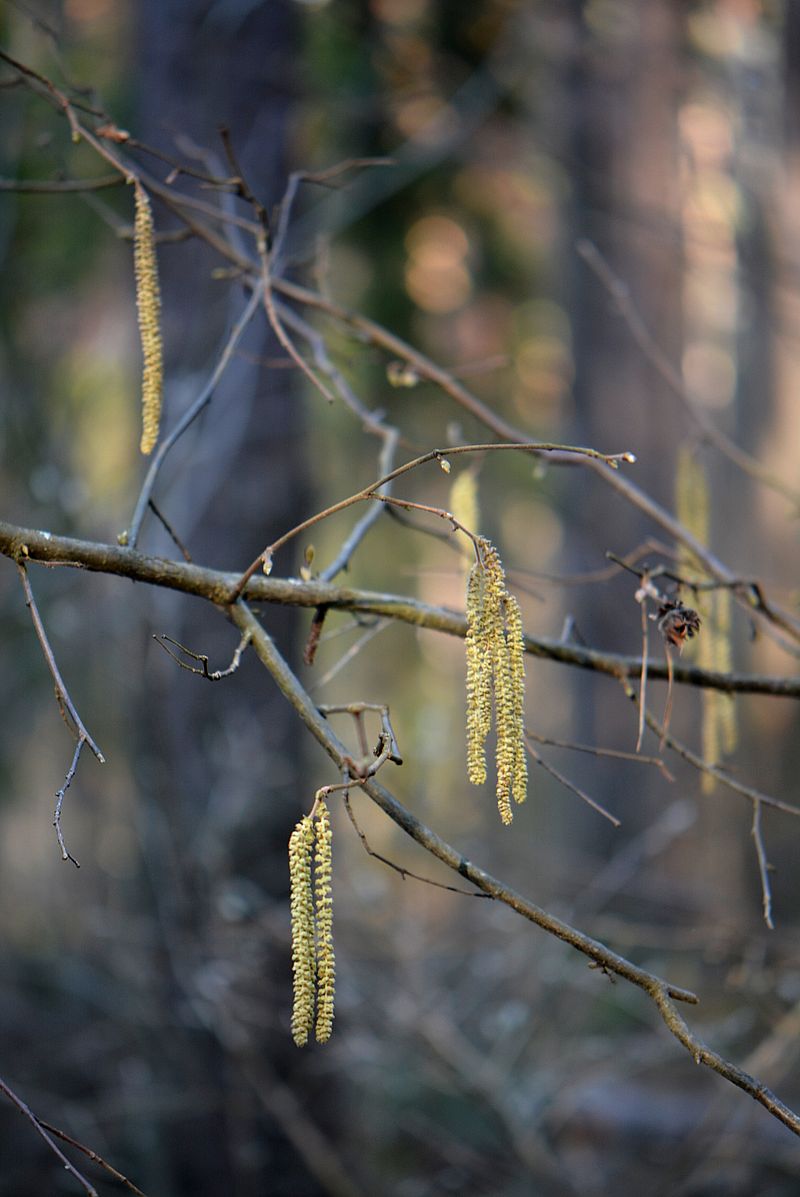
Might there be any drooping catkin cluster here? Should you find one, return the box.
[675,444,737,788]
[288,799,335,1046]
[133,182,163,456]
[465,537,527,824]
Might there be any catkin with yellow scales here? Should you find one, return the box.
[133,182,163,455]
[465,537,527,824]
[288,797,336,1045]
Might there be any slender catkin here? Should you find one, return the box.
[289,816,316,1046]
[504,593,528,806]
[314,800,335,1043]
[464,537,527,823]
[674,444,736,786]
[133,182,163,455]
[466,562,490,784]
[450,469,479,565]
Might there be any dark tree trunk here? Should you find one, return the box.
[128,6,346,1193]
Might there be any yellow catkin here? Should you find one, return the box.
[289,816,316,1046]
[466,562,490,784]
[134,182,163,455]
[504,593,528,806]
[314,799,335,1043]
[450,469,480,564]
[674,444,736,789]
[464,537,527,823]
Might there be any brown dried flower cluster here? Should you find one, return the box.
[465,537,527,825]
[288,798,335,1046]
[133,182,163,455]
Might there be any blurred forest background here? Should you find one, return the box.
[2,0,800,1193]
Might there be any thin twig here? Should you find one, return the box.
[0,173,123,192]
[154,630,252,680]
[126,279,265,547]
[147,500,192,562]
[38,1120,149,1197]
[617,678,800,819]
[275,276,800,650]
[16,562,104,864]
[233,440,635,596]
[637,594,649,752]
[525,730,674,781]
[310,619,390,691]
[320,427,400,582]
[577,239,800,511]
[343,792,491,898]
[0,1075,98,1196]
[258,235,336,404]
[751,800,775,930]
[525,740,621,827]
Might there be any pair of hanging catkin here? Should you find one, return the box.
[465,536,528,824]
[288,798,335,1046]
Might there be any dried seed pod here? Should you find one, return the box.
[657,602,701,651]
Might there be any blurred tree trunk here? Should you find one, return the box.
[565,1,685,811]
[129,5,347,1194]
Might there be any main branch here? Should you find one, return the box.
[1,521,797,700]
[228,600,800,1138]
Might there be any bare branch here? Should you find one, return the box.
[3,522,799,700]
[154,630,252,680]
[525,730,674,781]
[275,276,800,649]
[227,599,800,1135]
[126,279,265,547]
[233,440,635,596]
[751,799,775,930]
[525,739,621,827]
[16,561,104,864]
[38,1120,149,1197]
[342,792,491,898]
[0,173,123,192]
[0,1074,98,1196]
[577,239,800,511]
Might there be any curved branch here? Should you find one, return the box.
[228,600,800,1138]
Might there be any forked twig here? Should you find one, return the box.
[154,630,252,680]
[525,729,674,781]
[343,791,491,898]
[17,562,104,866]
[233,440,634,595]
